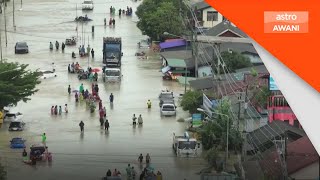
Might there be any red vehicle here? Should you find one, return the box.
[267,95,300,127]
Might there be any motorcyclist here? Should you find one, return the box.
[132,114,137,126]
[147,100,151,108]
[49,42,53,50]
[138,114,143,125]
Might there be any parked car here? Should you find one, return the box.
[30,144,48,161]
[160,103,177,116]
[82,0,94,10]
[159,98,175,107]
[39,70,57,79]
[15,42,29,54]
[10,137,26,149]
[8,120,25,131]
[4,111,23,122]
[159,91,174,99]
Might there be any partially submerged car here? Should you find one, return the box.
[160,103,177,116]
[158,91,174,99]
[10,137,26,149]
[30,144,48,161]
[15,42,29,54]
[8,120,25,131]
[39,70,57,79]
[4,111,23,122]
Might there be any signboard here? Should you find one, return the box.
[192,113,202,126]
[269,75,279,91]
[203,94,213,118]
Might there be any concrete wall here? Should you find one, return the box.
[202,7,223,28]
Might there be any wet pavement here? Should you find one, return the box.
[0,0,206,179]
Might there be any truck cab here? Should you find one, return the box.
[172,132,199,157]
[102,67,121,82]
[103,37,122,67]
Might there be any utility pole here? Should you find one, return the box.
[13,0,16,30]
[194,31,198,78]
[76,4,78,40]
[0,12,3,62]
[3,1,7,46]
[87,36,89,68]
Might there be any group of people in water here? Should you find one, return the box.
[68,63,99,82]
[103,153,163,180]
[50,104,68,115]
[49,41,65,51]
[110,6,133,16]
[75,45,94,58]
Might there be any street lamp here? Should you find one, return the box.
[163,32,188,94]
[197,107,230,170]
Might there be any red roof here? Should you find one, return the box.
[259,136,319,178]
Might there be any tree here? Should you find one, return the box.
[0,61,41,109]
[180,90,203,114]
[198,98,243,151]
[136,0,184,41]
[253,85,271,108]
[219,51,252,73]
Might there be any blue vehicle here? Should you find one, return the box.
[10,138,26,149]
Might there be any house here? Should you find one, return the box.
[259,136,319,180]
[245,120,306,154]
[200,41,264,66]
[160,50,195,76]
[192,1,224,28]
[205,21,247,38]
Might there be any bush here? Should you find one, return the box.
[180,90,203,114]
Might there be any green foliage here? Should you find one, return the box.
[254,86,271,108]
[0,162,6,180]
[198,98,243,152]
[0,61,41,109]
[220,51,252,73]
[204,147,219,167]
[180,90,203,114]
[136,0,184,41]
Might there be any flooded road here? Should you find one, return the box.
[0,0,205,179]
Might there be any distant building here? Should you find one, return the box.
[191,1,224,28]
[259,136,319,180]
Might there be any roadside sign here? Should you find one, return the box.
[192,113,202,126]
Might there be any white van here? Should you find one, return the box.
[82,0,94,10]
[103,68,121,82]
[160,103,176,116]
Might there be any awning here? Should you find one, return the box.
[166,58,187,68]
[171,70,190,74]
